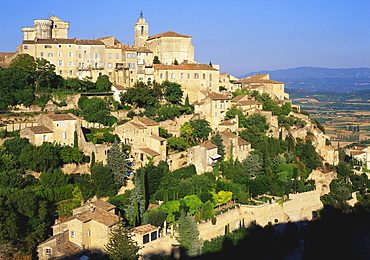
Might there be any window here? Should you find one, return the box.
[151,231,158,241]
[42,135,48,141]
[68,52,73,57]
[68,62,73,66]
[58,44,62,48]
[143,234,149,244]
[170,73,175,79]
[128,63,135,68]
[45,45,52,49]
[58,60,64,66]
[70,231,75,238]
[68,45,72,48]
[58,52,62,57]
[87,230,91,237]
[62,132,67,139]
[45,248,52,255]
[40,52,44,57]
[94,53,99,59]
[159,73,164,79]
[180,73,184,79]
[48,53,53,57]
[78,54,82,58]
[24,45,29,50]
[107,63,113,68]
[59,70,63,75]
[108,53,112,59]
[194,73,199,79]
[69,70,73,76]
[116,53,119,59]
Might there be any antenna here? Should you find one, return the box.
[140,11,143,18]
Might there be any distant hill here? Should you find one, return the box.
[239,67,370,92]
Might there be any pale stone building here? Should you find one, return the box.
[219,72,238,92]
[154,63,220,103]
[347,146,370,168]
[187,141,221,173]
[37,200,119,259]
[20,113,78,146]
[220,130,253,161]
[114,116,167,168]
[193,91,231,128]
[233,74,289,101]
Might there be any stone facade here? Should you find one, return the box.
[114,116,167,168]
[220,130,253,161]
[187,141,220,173]
[37,200,119,259]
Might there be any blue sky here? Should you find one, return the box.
[0,0,369,76]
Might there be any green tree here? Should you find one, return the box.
[210,132,225,160]
[60,145,84,164]
[121,81,158,108]
[107,139,131,185]
[189,119,212,143]
[153,56,160,64]
[9,54,36,75]
[95,75,112,92]
[91,162,119,197]
[200,200,214,221]
[39,168,69,189]
[242,153,262,177]
[176,211,204,257]
[105,222,140,260]
[167,136,189,152]
[34,58,58,90]
[162,81,183,105]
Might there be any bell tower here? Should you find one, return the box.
[134,12,148,47]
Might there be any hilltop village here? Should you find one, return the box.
[0,15,369,260]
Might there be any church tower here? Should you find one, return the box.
[134,12,148,47]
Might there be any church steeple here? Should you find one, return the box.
[134,12,148,47]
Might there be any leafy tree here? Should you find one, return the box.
[14,89,35,107]
[39,168,69,189]
[107,139,131,185]
[95,75,112,92]
[295,142,322,170]
[181,119,212,144]
[34,58,59,90]
[60,145,84,163]
[167,136,189,152]
[181,195,203,215]
[9,54,36,75]
[18,142,61,172]
[162,81,183,104]
[210,132,225,160]
[105,222,140,260]
[121,81,158,108]
[146,208,167,227]
[176,211,204,257]
[242,153,262,177]
[153,56,160,64]
[80,97,114,126]
[157,103,181,121]
[200,200,214,221]
[91,162,119,197]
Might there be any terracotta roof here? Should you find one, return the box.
[206,91,229,100]
[91,199,116,212]
[231,95,248,102]
[137,116,158,126]
[113,84,126,91]
[154,63,218,71]
[200,141,218,150]
[58,241,83,256]
[238,137,250,146]
[149,135,166,141]
[45,113,77,121]
[76,39,104,45]
[148,31,191,40]
[219,119,236,126]
[27,125,53,134]
[128,121,146,129]
[235,76,284,85]
[130,224,160,235]
[237,100,261,106]
[139,147,160,157]
[70,207,119,227]
[137,47,153,53]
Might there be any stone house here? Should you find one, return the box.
[217,116,239,132]
[233,74,289,101]
[230,94,263,116]
[219,72,238,92]
[220,130,253,161]
[153,63,219,103]
[193,91,231,128]
[111,84,126,102]
[347,146,370,167]
[37,200,119,259]
[187,141,221,173]
[114,116,167,168]
[20,113,78,146]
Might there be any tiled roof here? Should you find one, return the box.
[137,116,158,126]
[137,47,153,53]
[149,135,166,141]
[219,119,236,126]
[45,113,77,121]
[113,84,126,91]
[128,121,146,129]
[231,95,248,102]
[69,207,119,227]
[58,241,83,256]
[130,224,160,235]
[238,137,250,146]
[76,39,104,45]
[200,141,218,150]
[91,199,116,212]
[27,125,53,134]
[148,31,191,40]
[139,147,160,157]
[154,63,218,71]
[206,91,229,100]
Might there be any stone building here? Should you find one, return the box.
[114,116,167,168]
[153,63,220,103]
[37,200,119,259]
[220,130,253,161]
[187,141,221,173]
[20,113,78,146]
[233,74,289,101]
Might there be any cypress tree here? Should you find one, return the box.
[73,131,78,148]
[107,139,131,186]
